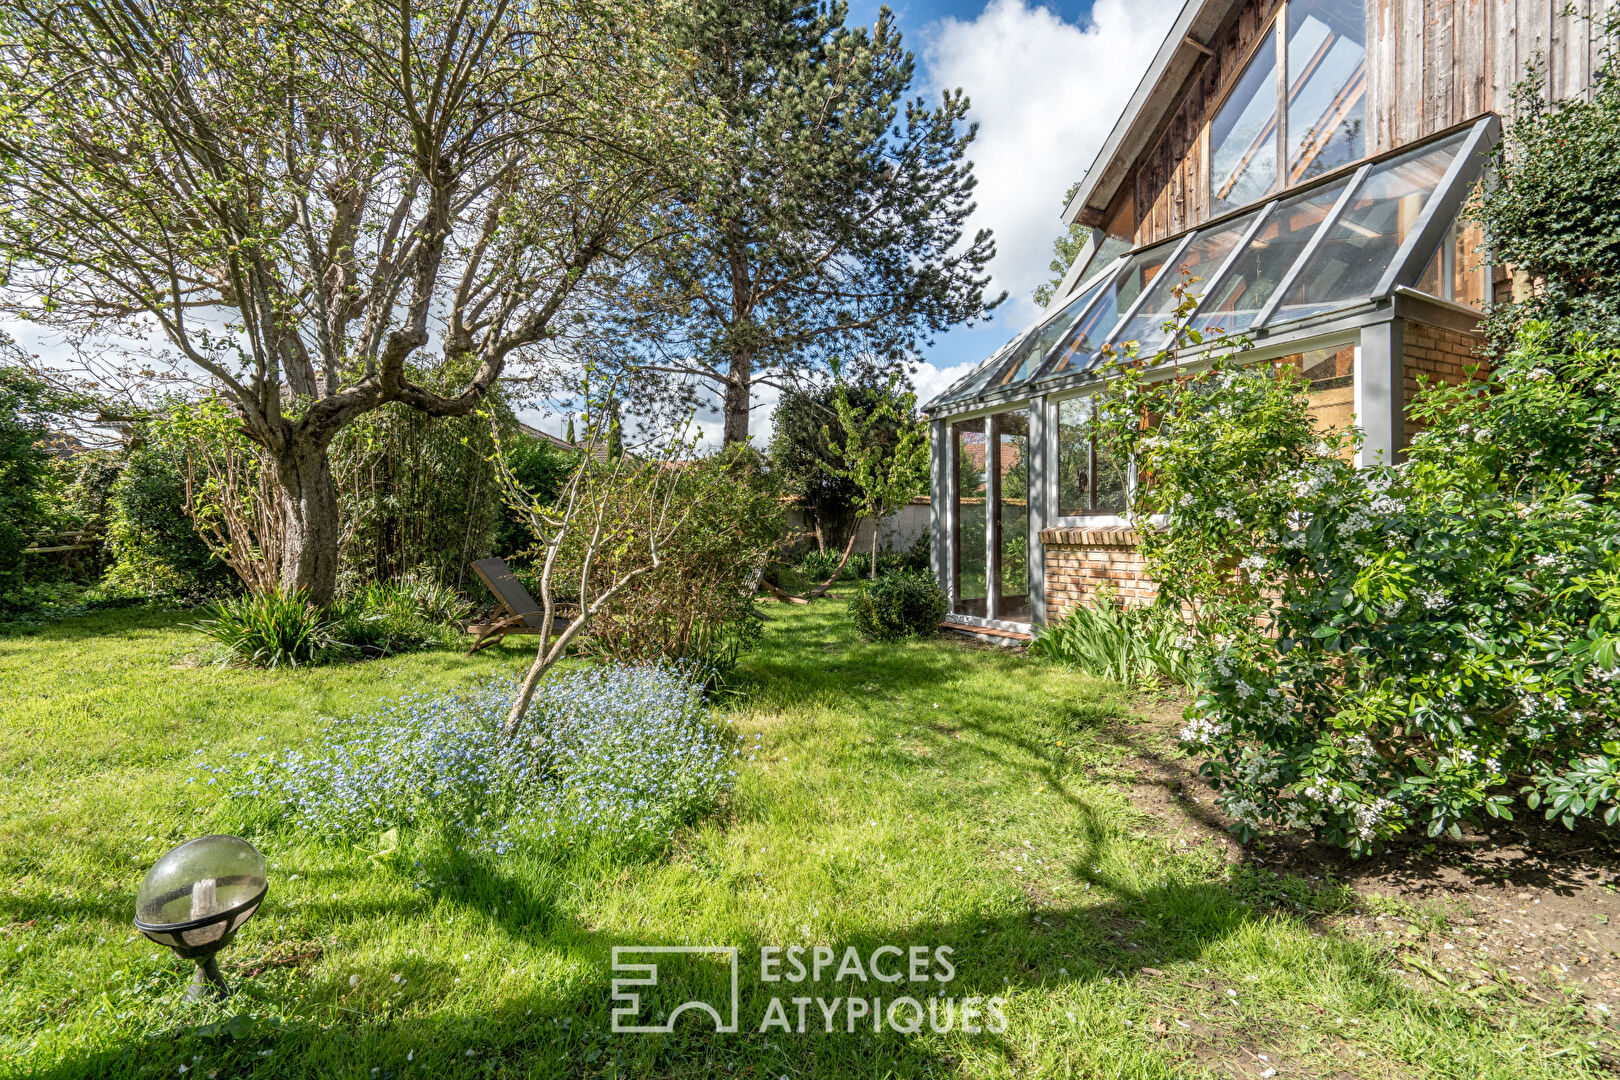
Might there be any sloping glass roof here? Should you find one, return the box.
[924,116,1495,414]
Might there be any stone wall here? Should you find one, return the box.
[1402,321,1488,443]
[1039,526,1156,622]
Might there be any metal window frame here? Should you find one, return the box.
[1110,202,1275,355]
[1252,160,1372,329]
[1374,115,1501,295]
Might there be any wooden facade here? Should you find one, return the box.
[1120,0,1610,247]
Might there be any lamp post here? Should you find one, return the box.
[134,835,267,1001]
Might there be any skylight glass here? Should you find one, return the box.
[1271,131,1466,323]
[933,267,1117,405]
[1109,209,1262,357]
[1040,240,1177,379]
[1187,177,1349,335]
[925,116,1493,415]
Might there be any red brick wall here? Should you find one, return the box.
[1039,527,1156,622]
[1401,321,1489,443]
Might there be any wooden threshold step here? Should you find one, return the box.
[941,621,1031,644]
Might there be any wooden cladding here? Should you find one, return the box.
[1127,0,1607,247]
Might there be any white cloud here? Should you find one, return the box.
[922,0,1178,327]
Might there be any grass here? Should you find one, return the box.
[0,604,1613,1078]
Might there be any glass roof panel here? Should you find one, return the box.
[1270,131,1466,323]
[1187,177,1349,335]
[931,268,1117,406]
[1108,209,1262,358]
[1040,240,1178,379]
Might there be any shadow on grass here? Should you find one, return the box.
[5,605,1512,1077]
[23,869,1370,1080]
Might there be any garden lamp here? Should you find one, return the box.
[134,835,267,1001]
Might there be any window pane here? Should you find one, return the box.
[952,420,987,617]
[993,411,1030,621]
[982,273,1112,392]
[1415,208,1490,309]
[1281,343,1356,436]
[1274,132,1465,323]
[1190,178,1349,334]
[1095,438,1129,513]
[1055,397,1094,516]
[1210,27,1280,215]
[1043,241,1177,378]
[1056,397,1128,516]
[1286,0,1367,184]
[1067,233,1133,294]
[1110,210,1261,357]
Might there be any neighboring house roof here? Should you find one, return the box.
[516,421,608,463]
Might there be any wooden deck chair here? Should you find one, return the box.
[464,558,579,654]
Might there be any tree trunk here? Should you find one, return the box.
[274,439,342,606]
[722,350,752,445]
[870,514,879,579]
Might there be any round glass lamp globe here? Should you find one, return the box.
[134,835,267,957]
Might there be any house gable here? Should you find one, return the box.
[1067,0,1610,250]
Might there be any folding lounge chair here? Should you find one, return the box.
[464,557,578,654]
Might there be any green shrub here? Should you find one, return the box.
[194,589,329,669]
[796,547,849,582]
[1096,328,1620,854]
[102,433,233,599]
[0,368,56,609]
[196,578,468,667]
[559,446,784,673]
[331,397,508,588]
[847,571,946,641]
[1030,599,1194,685]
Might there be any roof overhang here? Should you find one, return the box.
[1062,0,1247,229]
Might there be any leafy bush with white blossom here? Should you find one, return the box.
[224,663,736,854]
[1096,324,1620,854]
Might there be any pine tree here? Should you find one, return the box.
[605,0,1002,444]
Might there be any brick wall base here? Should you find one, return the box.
[1039,527,1156,622]
[1402,321,1488,442]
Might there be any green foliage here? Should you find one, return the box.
[1030,598,1196,686]
[193,590,330,669]
[100,408,239,600]
[1474,8,1620,345]
[0,367,55,607]
[322,581,460,659]
[331,398,507,589]
[1097,328,1620,854]
[559,446,785,674]
[1033,180,1088,309]
[847,570,946,641]
[491,432,578,558]
[196,577,468,668]
[821,373,931,577]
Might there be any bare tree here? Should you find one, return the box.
[490,408,701,735]
[0,0,687,603]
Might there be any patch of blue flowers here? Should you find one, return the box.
[227,663,735,854]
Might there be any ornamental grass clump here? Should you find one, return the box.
[226,663,734,855]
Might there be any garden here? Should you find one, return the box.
[2,0,1620,1077]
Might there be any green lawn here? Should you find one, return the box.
[0,604,1612,1078]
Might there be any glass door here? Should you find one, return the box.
[992,411,1030,621]
[951,419,987,617]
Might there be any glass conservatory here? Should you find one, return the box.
[924,115,1500,634]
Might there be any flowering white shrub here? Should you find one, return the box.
[1096,325,1620,854]
[226,663,735,854]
